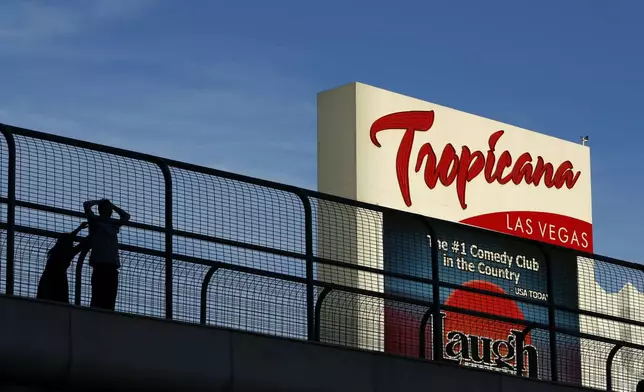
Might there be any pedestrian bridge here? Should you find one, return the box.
[0,122,642,391]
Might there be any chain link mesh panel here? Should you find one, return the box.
[171,168,305,256]
[14,136,165,229]
[205,270,308,339]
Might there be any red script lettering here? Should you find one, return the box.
[370,111,582,209]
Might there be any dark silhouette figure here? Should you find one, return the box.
[638,380,644,392]
[84,198,130,311]
[37,222,88,303]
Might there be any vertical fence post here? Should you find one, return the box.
[200,265,220,325]
[297,192,315,341]
[0,126,16,296]
[543,246,558,382]
[314,287,333,342]
[74,247,90,305]
[418,307,433,359]
[425,220,443,362]
[606,344,623,391]
[516,325,534,377]
[157,161,173,320]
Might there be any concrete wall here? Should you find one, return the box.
[0,295,593,392]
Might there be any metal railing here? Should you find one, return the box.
[0,122,643,391]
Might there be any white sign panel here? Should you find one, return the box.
[319,82,593,252]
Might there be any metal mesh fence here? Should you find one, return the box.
[14,136,166,251]
[0,124,643,391]
[205,270,308,339]
[171,167,306,257]
[171,259,211,324]
[316,289,388,352]
[14,232,51,298]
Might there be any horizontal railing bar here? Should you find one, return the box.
[440,304,550,330]
[6,223,306,286]
[10,198,165,233]
[571,308,644,329]
[0,197,308,263]
[573,331,644,352]
[10,223,167,259]
[172,228,306,261]
[313,256,436,285]
[3,123,305,195]
[313,280,434,309]
[171,253,306,284]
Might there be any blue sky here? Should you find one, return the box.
[0,0,642,263]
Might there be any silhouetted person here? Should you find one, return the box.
[638,380,644,392]
[84,198,130,311]
[37,222,88,303]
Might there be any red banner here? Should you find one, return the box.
[460,211,593,252]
